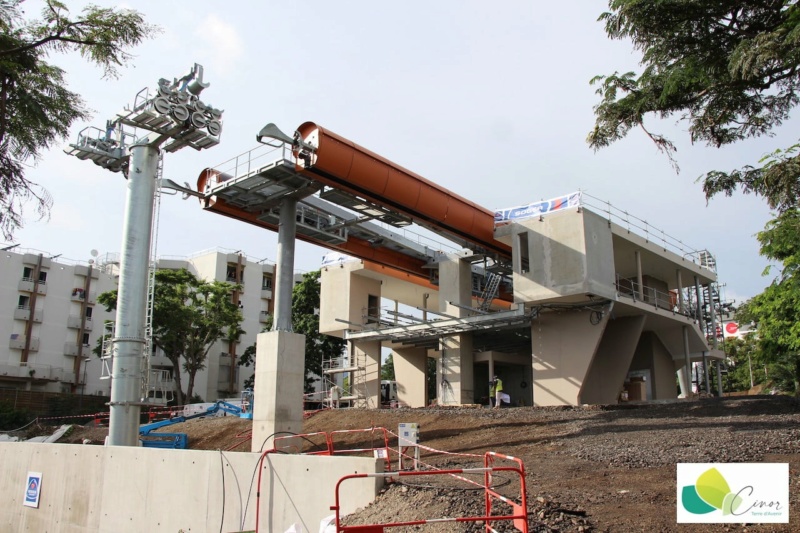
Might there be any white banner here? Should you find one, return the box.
[494,191,581,227]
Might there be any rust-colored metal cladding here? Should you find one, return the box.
[295,122,511,259]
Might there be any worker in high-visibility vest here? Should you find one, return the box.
[490,376,503,409]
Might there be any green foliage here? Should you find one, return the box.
[381,353,395,381]
[98,269,243,405]
[0,0,156,238]
[0,400,32,430]
[721,336,765,392]
[238,271,346,394]
[589,0,800,203]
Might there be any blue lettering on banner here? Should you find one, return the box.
[494,192,582,226]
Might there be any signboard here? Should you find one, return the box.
[23,471,42,508]
[494,191,582,227]
[321,252,358,268]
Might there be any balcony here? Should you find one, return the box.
[13,306,43,322]
[18,277,47,294]
[70,288,96,304]
[67,315,93,331]
[261,288,273,300]
[64,342,80,356]
[0,362,59,380]
[259,311,271,324]
[9,335,39,351]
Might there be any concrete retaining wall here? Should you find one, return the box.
[0,442,381,532]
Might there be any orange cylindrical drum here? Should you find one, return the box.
[295,122,510,258]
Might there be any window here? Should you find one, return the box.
[22,266,33,280]
[85,307,93,319]
[518,232,530,274]
[17,295,30,309]
[82,333,90,346]
[38,271,47,284]
[262,274,273,290]
[226,264,244,283]
[367,294,379,324]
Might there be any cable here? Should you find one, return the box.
[2,416,39,433]
[219,451,244,530]
[218,451,225,533]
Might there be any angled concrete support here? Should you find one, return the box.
[531,308,610,406]
[580,314,645,404]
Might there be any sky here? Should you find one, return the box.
[9,0,796,304]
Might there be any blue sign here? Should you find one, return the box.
[23,471,42,508]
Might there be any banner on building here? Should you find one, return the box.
[494,191,582,227]
[321,252,358,268]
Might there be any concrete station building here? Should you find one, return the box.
[197,122,725,410]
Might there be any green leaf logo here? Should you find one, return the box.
[681,468,742,515]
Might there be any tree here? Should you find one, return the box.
[239,271,347,393]
[98,269,243,405]
[734,209,800,393]
[381,353,395,381]
[0,1,156,238]
[589,1,800,209]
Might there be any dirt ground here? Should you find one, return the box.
[53,395,800,532]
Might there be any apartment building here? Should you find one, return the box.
[0,248,117,396]
[0,247,277,403]
[155,248,276,401]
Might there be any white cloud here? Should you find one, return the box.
[194,14,244,76]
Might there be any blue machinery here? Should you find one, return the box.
[139,392,252,449]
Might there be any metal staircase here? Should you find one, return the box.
[478,273,502,312]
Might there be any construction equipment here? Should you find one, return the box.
[139,400,247,449]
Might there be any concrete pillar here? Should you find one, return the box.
[437,254,474,405]
[392,346,427,407]
[702,352,711,393]
[635,250,644,300]
[694,276,704,334]
[677,368,689,398]
[676,269,684,311]
[351,340,381,408]
[682,325,692,398]
[251,330,305,452]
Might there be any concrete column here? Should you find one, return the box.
[108,143,158,447]
[702,352,711,393]
[392,346,427,407]
[635,250,644,301]
[676,269,684,311]
[682,325,692,398]
[581,314,644,404]
[251,330,305,452]
[351,340,381,408]
[273,197,297,332]
[694,276,704,334]
[437,254,474,405]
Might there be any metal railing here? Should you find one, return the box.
[204,141,294,191]
[580,192,714,269]
[615,274,691,316]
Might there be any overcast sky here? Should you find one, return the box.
[10,1,795,304]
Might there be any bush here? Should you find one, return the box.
[0,401,33,431]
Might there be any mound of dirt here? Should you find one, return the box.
[55,396,800,531]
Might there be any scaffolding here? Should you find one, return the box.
[322,351,370,408]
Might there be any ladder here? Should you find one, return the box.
[478,273,502,312]
[141,152,164,403]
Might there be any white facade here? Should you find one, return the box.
[155,249,275,402]
[0,249,117,395]
[0,247,276,403]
